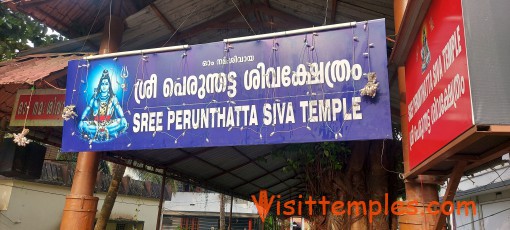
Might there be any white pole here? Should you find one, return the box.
[83,21,359,60]
[223,22,356,43]
[83,45,190,60]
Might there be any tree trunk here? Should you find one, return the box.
[94,163,126,230]
[278,140,400,229]
[368,141,389,230]
[219,194,225,230]
[348,142,369,230]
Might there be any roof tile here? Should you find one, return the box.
[0,53,90,85]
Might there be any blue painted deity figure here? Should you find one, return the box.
[78,69,128,142]
[421,27,431,73]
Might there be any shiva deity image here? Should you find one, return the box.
[421,25,431,73]
[78,69,128,142]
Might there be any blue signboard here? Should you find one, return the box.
[61,19,392,152]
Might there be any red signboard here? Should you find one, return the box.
[10,89,66,126]
[405,0,473,169]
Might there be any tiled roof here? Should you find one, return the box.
[0,53,90,85]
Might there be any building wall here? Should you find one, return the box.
[163,215,255,230]
[442,158,510,230]
[453,189,510,230]
[0,179,159,230]
[164,192,258,214]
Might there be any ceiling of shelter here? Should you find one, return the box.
[7,0,400,120]
[3,0,157,38]
[7,0,395,53]
[106,140,400,203]
[1,0,399,202]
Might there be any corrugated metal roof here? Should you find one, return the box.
[197,147,249,171]
[173,158,223,179]
[107,144,307,201]
[209,173,246,189]
[235,184,260,196]
[271,168,295,181]
[107,143,306,201]
[252,174,280,188]
[125,149,188,165]
[267,182,291,193]
[256,155,288,171]
[231,164,267,181]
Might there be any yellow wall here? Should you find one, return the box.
[0,179,159,230]
[0,180,13,211]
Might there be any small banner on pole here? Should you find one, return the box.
[10,89,66,127]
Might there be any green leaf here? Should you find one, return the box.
[0,4,67,61]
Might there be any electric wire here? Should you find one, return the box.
[107,0,112,53]
[79,0,107,52]
[232,0,256,35]
[457,206,510,229]
[161,4,199,47]
[323,0,329,25]
[380,139,404,179]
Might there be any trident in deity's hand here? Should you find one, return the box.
[121,65,128,79]
[120,65,128,90]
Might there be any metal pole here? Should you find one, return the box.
[228,195,233,230]
[83,45,190,60]
[156,170,166,230]
[223,21,356,43]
